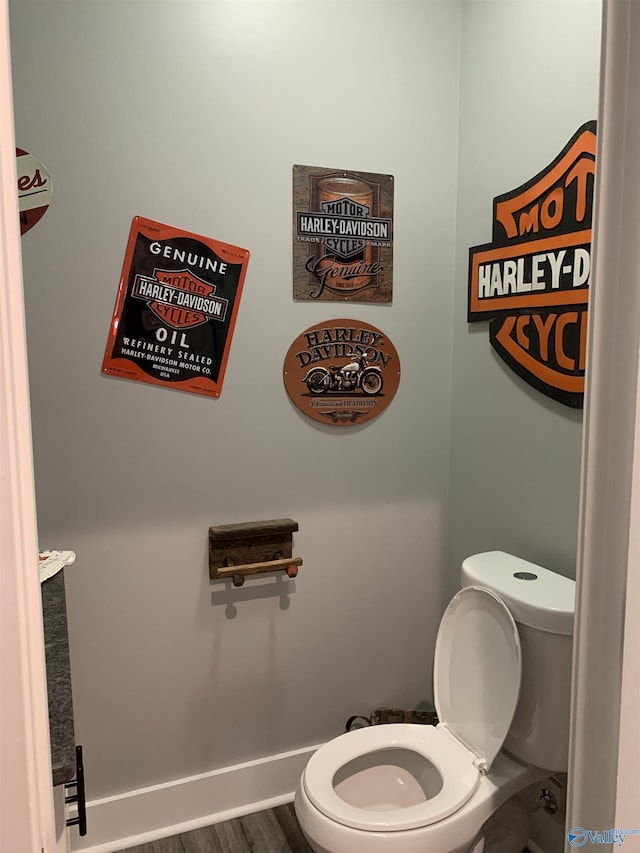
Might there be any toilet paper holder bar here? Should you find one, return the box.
[209,518,303,587]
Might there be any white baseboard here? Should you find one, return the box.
[69,743,320,853]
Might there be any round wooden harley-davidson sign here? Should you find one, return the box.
[283,319,400,426]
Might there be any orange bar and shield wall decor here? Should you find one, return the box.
[468,121,596,408]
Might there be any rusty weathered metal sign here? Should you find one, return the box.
[293,165,394,303]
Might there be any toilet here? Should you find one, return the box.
[295,551,575,853]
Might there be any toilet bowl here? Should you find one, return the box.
[295,552,576,853]
[295,735,546,853]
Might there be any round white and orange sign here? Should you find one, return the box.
[16,148,52,234]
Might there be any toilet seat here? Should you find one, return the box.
[303,586,522,834]
[303,724,480,831]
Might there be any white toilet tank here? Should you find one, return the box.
[461,551,575,773]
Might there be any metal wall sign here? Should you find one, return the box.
[468,122,596,408]
[283,319,400,426]
[293,165,394,303]
[17,148,52,234]
[102,217,250,398]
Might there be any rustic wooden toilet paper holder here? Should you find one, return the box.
[208,518,303,587]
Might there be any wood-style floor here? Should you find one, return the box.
[117,803,313,853]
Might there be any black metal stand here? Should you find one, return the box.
[64,745,87,836]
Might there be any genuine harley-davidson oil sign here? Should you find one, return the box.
[468,122,596,408]
[293,165,394,303]
[102,217,250,398]
[283,320,400,426]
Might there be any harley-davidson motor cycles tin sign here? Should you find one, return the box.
[468,121,596,408]
[283,320,400,426]
[293,165,394,303]
[102,217,250,398]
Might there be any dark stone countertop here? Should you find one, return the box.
[41,570,76,786]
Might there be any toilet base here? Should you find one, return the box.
[480,790,535,853]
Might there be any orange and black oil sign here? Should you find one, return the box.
[102,217,249,398]
[468,121,596,408]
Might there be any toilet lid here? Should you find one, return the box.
[434,586,521,772]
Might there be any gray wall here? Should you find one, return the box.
[448,0,602,592]
[10,1,460,799]
[10,0,602,806]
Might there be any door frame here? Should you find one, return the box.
[567,0,640,841]
[0,2,56,850]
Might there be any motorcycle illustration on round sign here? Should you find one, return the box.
[303,352,383,396]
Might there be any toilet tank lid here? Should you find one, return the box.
[461,551,575,636]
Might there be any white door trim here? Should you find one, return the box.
[567,0,640,844]
[0,1,56,850]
